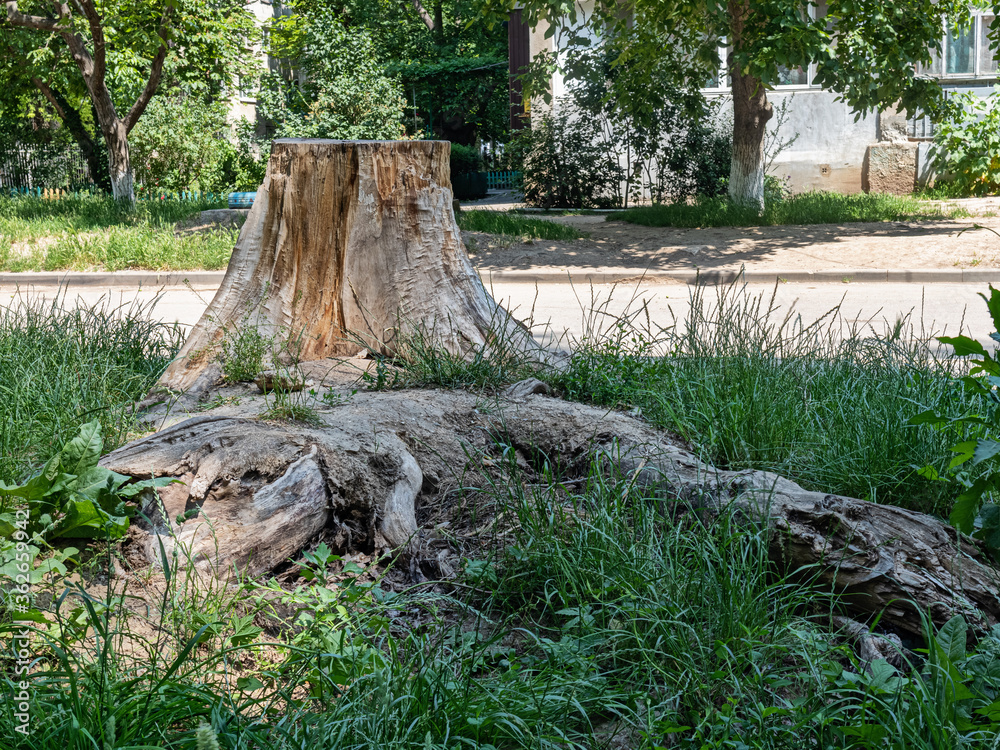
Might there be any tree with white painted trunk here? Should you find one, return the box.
[2,0,255,202]
[488,0,977,211]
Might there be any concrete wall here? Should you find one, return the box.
[757,90,877,194]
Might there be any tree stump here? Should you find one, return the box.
[152,139,531,400]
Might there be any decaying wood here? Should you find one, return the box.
[149,139,533,402]
[103,386,1000,639]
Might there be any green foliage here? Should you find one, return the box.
[219,318,272,384]
[0,421,169,542]
[1,0,258,195]
[931,90,1000,197]
[911,284,1000,558]
[449,143,482,175]
[258,11,405,141]
[512,100,625,209]
[456,209,582,240]
[0,289,182,485]
[618,190,967,228]
[559,39,730,205]
[223,118,269,192]
[128,89,233,193]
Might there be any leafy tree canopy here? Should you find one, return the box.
[264,0,509,144]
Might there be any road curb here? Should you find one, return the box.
[1,267,999,288]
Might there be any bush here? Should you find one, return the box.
[930,90,1000,196]
[220,118,269,191]
[654,106,732,202]
[449,143,482,175]
[513,101,624,209]
[128,89,232,193]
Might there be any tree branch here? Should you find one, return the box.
[124,4,174,133]
[75,0,107,87]
[31,76,67,119]
[5,0,60,31]
[408,0,435,31]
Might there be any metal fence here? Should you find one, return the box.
[0,140,91,191]
[486,170,520,190]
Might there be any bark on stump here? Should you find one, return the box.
[152,139,530,401]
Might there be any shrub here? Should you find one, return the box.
[128,89,233,193]
[930,90,1000,196]
[449,143,482,175]
[513,101,624,209]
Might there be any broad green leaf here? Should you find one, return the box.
[72,466,122,500]
[976,504,1000,555]
[974,439,1000,465]
[949,441,978,468]
[951,480,989,533]
[51,499,129,540]
[908,409,949,426]
[59,420,104,477]
[938,335,988,357]
[980,286,1000,334]
[936,615,968,664]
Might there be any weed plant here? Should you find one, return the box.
[618,190,969,228]
[0,292,182,483]
[548,280,984,516]
[456,209,582,241]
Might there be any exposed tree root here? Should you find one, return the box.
[101,382,1000,642]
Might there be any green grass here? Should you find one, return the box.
[0,292,182,482]
[457,209,582,240]
[617,190,970,228]
[5,458,998,748]
[0,194,235,271]
[3,281,1000,748]
[547,281,981,517]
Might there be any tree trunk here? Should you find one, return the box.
[728,0,772,212]
[103,119,134,202]
[149,139,534,402]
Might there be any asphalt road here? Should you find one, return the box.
[1,279,996,350]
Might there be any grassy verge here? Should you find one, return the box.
[1,285,998,748]
[3,460,996,748]
[457,209,582,240]
[0,292,182,482]
[0,194,234,271]
[617,190,971,228]
[545,281,979,517]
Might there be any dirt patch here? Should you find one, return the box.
[466,215,1000,274]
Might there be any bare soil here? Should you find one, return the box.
[466,211,1000,274]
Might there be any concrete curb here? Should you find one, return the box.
[0,271,227,287]
[481,268,1000,285]
[2,267,1000,288]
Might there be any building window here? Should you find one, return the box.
[923,13,998,79]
